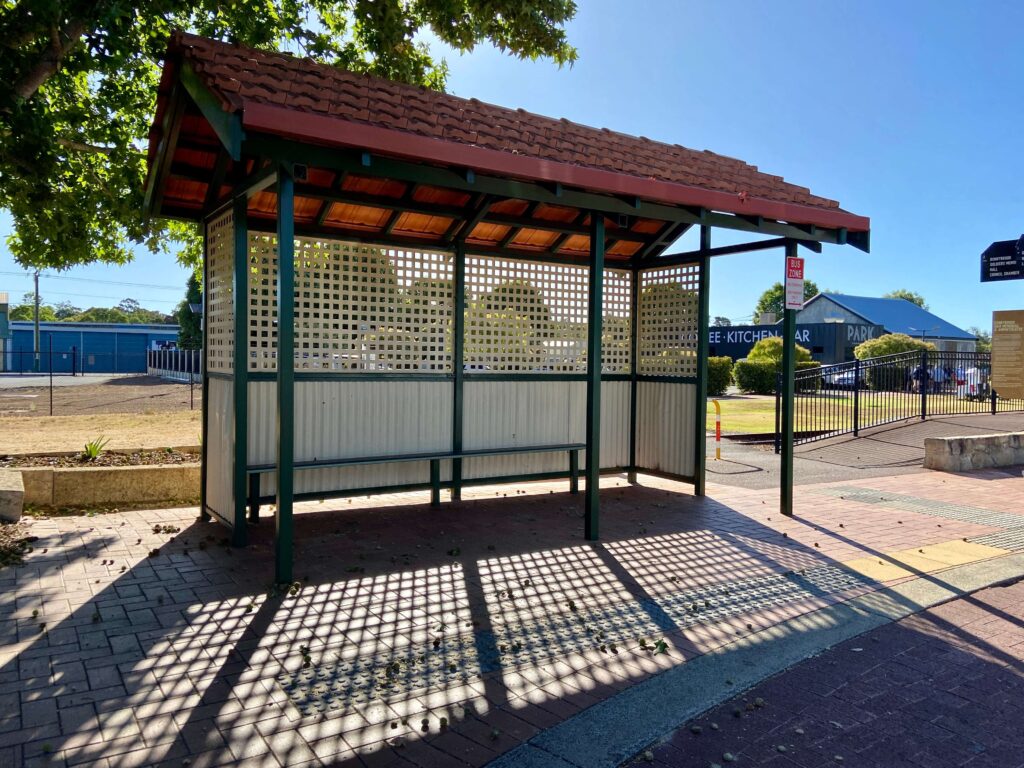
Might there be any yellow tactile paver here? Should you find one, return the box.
[841,538,1010,581]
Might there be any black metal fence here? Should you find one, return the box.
[775,350,1024,451]
[146,349,202,384]
[3,346,154,374]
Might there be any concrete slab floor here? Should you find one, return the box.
[0,465,1021,767]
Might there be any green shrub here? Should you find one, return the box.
[795,361,823,393]
[748,336,812,364]
[707,356,733,396]
[854,333,935,360]
[734,360,776,394]
[734,359,821,395]
[865,361,916,392]
[82,436,110,461]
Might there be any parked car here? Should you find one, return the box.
[824,368,862,389]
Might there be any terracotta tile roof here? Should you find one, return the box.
[157,32,867,230]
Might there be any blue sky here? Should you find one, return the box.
[2,0,1022,331]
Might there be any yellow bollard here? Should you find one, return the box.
[711,399,721,460]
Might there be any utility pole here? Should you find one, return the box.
[33,270,41,373]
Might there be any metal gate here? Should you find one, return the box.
[775,350,1024,450]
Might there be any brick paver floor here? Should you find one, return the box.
[631,577,1024,768]
[1,466,1022,767]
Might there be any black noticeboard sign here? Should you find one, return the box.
[981,236,1024,282]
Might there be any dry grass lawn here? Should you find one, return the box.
[0,411,201,454]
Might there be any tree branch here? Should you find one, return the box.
[14,17,91,101]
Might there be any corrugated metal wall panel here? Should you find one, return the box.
[206,377,234,518]
[249,380,453,495]
[600,381,631,468]
[636,381,695,477]
[462,380,629,480]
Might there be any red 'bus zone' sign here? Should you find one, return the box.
[784,256,805,310]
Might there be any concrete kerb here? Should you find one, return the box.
[487,553,1024,768]
[924,432,1024,472]
[0,469,24,522]
[19,463,200,507]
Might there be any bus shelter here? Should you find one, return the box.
[145,33,870,582]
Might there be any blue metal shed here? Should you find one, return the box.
[6,321,179,373]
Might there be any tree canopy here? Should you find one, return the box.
[967,326,991,353]
[753,280,820,320]
[853,333,935,360]
[7,296,173,324]
[882,289,928,309]
[747,335,811,364]
[0,1,578,271]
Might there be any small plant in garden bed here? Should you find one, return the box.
[82,436,111,461]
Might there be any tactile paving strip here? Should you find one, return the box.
[277,564,874,715]
[814,487,1024,530]
[965,528,1024,552]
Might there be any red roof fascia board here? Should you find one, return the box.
[242,103,868,233]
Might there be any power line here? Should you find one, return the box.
[3,287,178,306]
[0,269,183,291]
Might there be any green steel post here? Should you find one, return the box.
[430,459,441,506]
[275,167,295,584]
[780,240,798,517]
[627,260,639,483]
[199,224,211,521]
[693,226,711,496]
[451,244,466,501]
[585,214,605,540]
[231,195,249,546]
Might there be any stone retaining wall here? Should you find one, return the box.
[924,432,1024,472]
[21,464,200,507]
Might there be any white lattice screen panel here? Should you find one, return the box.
[205,211,234,373]
[637,263,700,377]
[602,269,632,373]
[247,236,454,372]
[464,256,632,373]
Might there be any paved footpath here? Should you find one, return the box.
[628,577,1024,768]
[1,465,1023,767]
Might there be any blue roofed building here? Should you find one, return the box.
[5,321,179,373]
[797,293,976,356]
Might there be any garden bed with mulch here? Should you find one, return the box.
[0,449,200,469]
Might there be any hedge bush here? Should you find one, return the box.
[795,360,823,393]
[854,332,934,359]
[748,336,812,364]
[734,360,776,394]
[707,356,733,396]
[734,359,822,395]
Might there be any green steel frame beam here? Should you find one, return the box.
[780,239,798,516]
[585,213,605,540]
[627,258,640,483]
[275,166,296,583]
[242,137,865,253]
[203,152,229,212]
[179,64,243,161]
[199,224,211,521]
[693,226,712,496]
[231,195,250,546]
[451,242,466,501]
[635,220,692,260]
[143,84,185,215]
[242,219,612,267]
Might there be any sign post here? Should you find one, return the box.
[780,244,801,517]
[992,310,1024,400]
[785,255,805,310]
